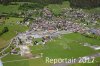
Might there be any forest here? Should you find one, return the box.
[0,0,100,8]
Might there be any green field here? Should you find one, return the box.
[1,33,100,66]
[70,57,100,66]
[46,1,70,15]
[0,17,28,48]
[0,4,20,13]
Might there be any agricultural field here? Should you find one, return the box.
[0,17,28,48]
[1,33,100,66]
[70,57,100,66]
[46,1,70,15]
[0,4,20,13]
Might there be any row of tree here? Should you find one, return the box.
[70,0,100,8]
[0,0,10,5]
[0,0,64,5]
[0,0,100,8]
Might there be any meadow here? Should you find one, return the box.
[0,17,28,48]
[2,33,100,66]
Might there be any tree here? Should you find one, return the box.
[2,27,9,33]
[69,0,100,8]
[48,0,63,4]
[1,0,10,5]
[0,27,9,36]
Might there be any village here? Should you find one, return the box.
[0,0,100,65]
[0,7,100,59]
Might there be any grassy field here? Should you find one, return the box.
[70,57,100,66]
[2,55,51,66]
[46,1,70,15]
[0,17,28,48]
[0,4,20,13]
[1,33,100,66]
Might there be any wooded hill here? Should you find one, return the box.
[70,0,100,8]
[0,0,100,8]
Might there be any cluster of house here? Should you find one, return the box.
[62,8,100,23]
[15,7,100,36]
[10,30,61,57]
[30,17,89,34]
[10,33,33,57]
[42,7,53,19]
[2,7,99,58]
[61,8,100,35]
[29,7,100,35]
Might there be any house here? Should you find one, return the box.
[90,29,100,35]
[18,33,33,46]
